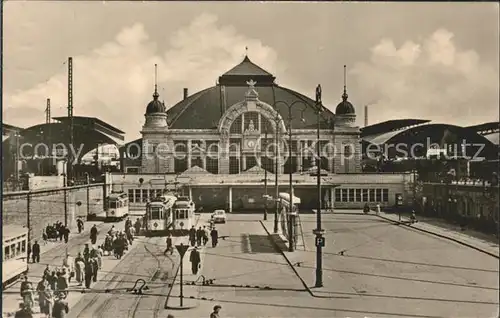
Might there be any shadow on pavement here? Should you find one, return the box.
[241,234,284,254]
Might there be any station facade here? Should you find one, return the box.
[117,55,412,211]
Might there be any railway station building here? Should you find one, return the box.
[114,55,413,212]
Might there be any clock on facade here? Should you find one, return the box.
[247,140,255,148]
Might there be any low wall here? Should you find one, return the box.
[28,176,64,191]
[2,184,105,244]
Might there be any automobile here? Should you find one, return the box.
[211,210,227,224]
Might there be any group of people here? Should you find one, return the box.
[42,222,70,243]
[100,218,136,259]
[17,266,71,318]
[15,218,139,317]
[188,223,219,248]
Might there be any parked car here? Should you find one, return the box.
[211,210,227,223]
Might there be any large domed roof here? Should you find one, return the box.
[146,91,166,114]
[165,55,335,129]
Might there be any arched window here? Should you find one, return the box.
[230,116,242,134]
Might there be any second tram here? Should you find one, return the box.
[171,196,196,235]
[106,192,129,221]
[145,194,177,236]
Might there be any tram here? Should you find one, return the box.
[172,196,196,236]
[105,191,129,221]
[144,194,177,236]
[3,225,29,289]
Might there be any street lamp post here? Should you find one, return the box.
[264,129,268,221]
[274,117,280,233]
[314,84,324,288]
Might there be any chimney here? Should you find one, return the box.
[364,105,368,127]
[183,88,188,100]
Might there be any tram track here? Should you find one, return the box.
[70,240,147,318]
[71,215,201,317]
[129,243,177,318]
[71,237,178,318]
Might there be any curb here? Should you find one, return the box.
[376,214,499,259]
[259,220,314,297]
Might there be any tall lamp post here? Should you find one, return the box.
[313,84,325,288]
[274,112,280,233]
[273,99,308,252]
[263,128,268,221]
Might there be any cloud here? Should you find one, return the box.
[351,28,499,126]
[3,13,279,141]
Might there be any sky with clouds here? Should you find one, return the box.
[3,2,499,141]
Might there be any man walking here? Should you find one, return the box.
[196,227,203,246]
[210,227,218,248]
[189,247,201,275]
[188,226,196,247]
[164,234,173,256]
[90,225,98,245]
[32,241,40,263]
[77,218,84,234]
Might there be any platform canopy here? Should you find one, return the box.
[2,116,125,163]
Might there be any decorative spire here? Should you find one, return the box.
[153,64,159,100]
[245,46,248,56]
[342,64,348,101]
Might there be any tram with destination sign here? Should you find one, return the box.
[171,196,196,236]
[144,194,177,236]
[105,192,129,221]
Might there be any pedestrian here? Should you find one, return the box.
[56,271,68,297]
[210,305,222,318]
[43,285,54,318]
[36,276,48,313]
[63,226,70,243]
[125,218,132,233]
[42,229,48,245]
[96,245,103,269]
[32,241,40,263]
[52,293,69,318]
[134,218,142,236]
[189,226,196,247]
[91,258,98,282]
[83,244,90,262]
[14,303,32,318]
[189,247,201,275]
[84,261,93,289]
[62,254,74,283]
[20,276,34,312]
[77,218,84,234]
[27,242,32,263]
[48,272,57,291]
[196,227,203,246]
[58,225,65,241]
[90,225,98,245]
[74,253,85,286]
[43,265,51,280]
[376,203,380,216]
[164,234,173,256]
[202,226,209,245]
[210,227,218,248]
